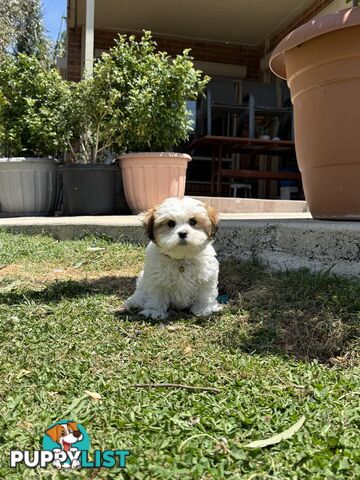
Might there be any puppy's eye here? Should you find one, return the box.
[167,220,176,228]
[189,218,197,226]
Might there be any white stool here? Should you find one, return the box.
[280,186,298,200]
[229,183,252,198]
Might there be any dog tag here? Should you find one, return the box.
[179,266,185,273]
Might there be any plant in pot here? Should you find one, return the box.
[94,31,209,214]
[0,54,71,215]
[60,75,124,215]
[270,0,360,220]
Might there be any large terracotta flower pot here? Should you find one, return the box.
[270,7,360,220]
[119,152,191,213]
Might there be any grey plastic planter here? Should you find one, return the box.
[60,164,118,215]
[0,157,58,215]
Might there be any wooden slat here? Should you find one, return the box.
[189,135,295,150]
[220,169,301,180]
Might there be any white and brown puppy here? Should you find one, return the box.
[45,421,83,452]
[45,421,83,469]
[124,197,221,320]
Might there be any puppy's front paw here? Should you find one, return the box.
[191,303,223,317]
[139,309,168,320]
[124,296,140,311]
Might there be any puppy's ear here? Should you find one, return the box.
[204,204,219,239]
[142,207,156,240]
[45,424,60,443]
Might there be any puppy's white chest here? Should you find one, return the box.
[167,263,199,308]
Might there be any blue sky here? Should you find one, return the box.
[42,0,67,42]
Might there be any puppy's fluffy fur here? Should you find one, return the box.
[124,197,221,319]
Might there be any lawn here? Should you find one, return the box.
[0,231,359,479]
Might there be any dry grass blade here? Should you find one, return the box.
[245,416,306,448]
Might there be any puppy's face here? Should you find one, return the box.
[45,422,83,451]
[143,197,218,259]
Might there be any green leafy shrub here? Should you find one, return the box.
[64,75,122,163]
[0,54,72,157]
[92,31,209,153]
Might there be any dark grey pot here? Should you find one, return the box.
[59,164,118,215]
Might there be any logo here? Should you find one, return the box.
[10,419,130,470]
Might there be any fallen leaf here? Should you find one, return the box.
[184,346,193,354]
[72,261,85,269]
[167,325,183,331]
[85,390,102,403]
[17,420,33,430]
[245,416,305,448]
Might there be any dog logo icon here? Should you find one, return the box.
[42,420,90,469]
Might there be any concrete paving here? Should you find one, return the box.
[1,212,360,277]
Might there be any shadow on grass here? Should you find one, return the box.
[1,259,359,363]
[218,259,360,364]
[0,275,137,304]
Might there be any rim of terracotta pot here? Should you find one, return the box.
[119,152,191,161]
[270,7,360,80]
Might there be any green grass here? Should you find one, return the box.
[0,231,359,479]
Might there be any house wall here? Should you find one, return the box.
[67,0,336,82]
[268,0,335,52]
[67,27,82,81]
[67,26,260,82]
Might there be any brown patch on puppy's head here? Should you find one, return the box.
[142,206,157,240]
[203,203,219,239]
[196,203,219,240]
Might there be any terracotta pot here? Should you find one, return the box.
[119,152,191,213]
[270,7,360,220]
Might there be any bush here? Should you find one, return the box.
[0,54,72,157]
[93,31,209,153]
[65,76,119,163]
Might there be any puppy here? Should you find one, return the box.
[45,421,83,469]
[124,197,221,319]
[45,421,83,451]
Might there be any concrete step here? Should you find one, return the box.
[1,213,360,277]
[194,196,309,214]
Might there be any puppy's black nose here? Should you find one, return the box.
[178,231,188,239]
[73,430,82,438]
